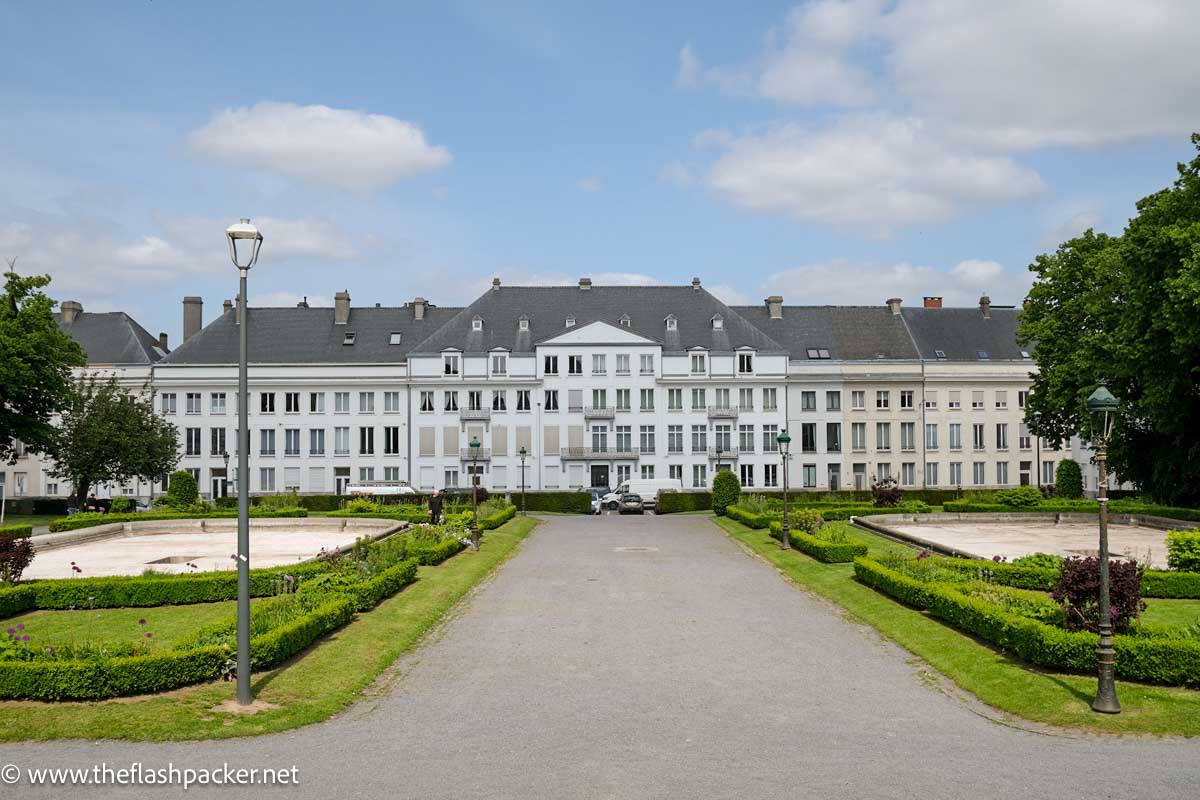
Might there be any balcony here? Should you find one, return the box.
[707,405,739,419]
[560,446,641,460]
[459,408,491,422]
[708,447,739,461]
[583,406,616,419]
[460,447,493,461]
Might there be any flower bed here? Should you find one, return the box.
[766,520,869,563]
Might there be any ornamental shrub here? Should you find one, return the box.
[1166,530,1200,572]
[1011,552,1066,570]
[1051,557,1145,633]
[0,525,33,539]
[871,476,902,507]
[0,537,35,583]
[108,496,133,514]
[994,486,1043,508]
[1055,459,1084,499]
[164,470,198,510]
[712,470,741,516]
[786,508,824,534]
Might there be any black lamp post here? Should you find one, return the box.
[518,446,528,516]
[777,429,791,550]
[1086,383,1120,714]
[469,435,481,549]
[222,450,230,499]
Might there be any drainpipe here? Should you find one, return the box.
[406,383,412,488]
[920,359,928,490]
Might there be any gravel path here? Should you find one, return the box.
[3,514,1198,799]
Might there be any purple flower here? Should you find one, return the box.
[917,550,931,560]
[992,555,1003,562]
[145,632,153,639]
[16,623,24,631]
[5,628,13,635]
[138,618,147,626]
[21,635,29,641]
[44,647,54,655]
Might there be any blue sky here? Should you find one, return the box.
[3,1,1199,343]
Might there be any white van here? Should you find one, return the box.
[602,478,684,511]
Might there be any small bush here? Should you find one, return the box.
[786,508,824,534]
[1166,530,1200,572]
[1011,552,1066,570]
[164,470,199,510]
[1055,459,1084,499]
[1052,557,1145,633]
[871,476,902,507]
[993,486,1043,508]
[0,537,35,584]
[258,490,302,510]
[108,496,133,514]
[894,500,932,514]
[712,471,741,516]
[656,492,711,513]
[0,525,33,540]
[521,491,592,514]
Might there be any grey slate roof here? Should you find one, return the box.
[901,306,1030,361]
[732,306,920,361]
[407,286,789,355]
[56,311,166,365]
[158,305,461,365]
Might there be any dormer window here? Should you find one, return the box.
[472,316,483,332]
[977,350,989,360]
[343,332,356,345]
[389,332,402,345]
[935,349,947,360]
[519,316,529,331]
[711,315,723,330]
[665,315,677,331]
[1020,349,1031,359]
[619,314,631,328]
[565,316,575,328]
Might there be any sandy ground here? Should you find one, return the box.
[886,521,1170,567]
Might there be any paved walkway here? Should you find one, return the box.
[4,514,1199,799]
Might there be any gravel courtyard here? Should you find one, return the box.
[4,514,1198,799]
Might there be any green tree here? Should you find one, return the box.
[1055,459,1083,499]
[0,268,86,461]
[163,470,199,510]
[50,375,179,501]
[712,469,741,516]
[1020,134,1200,505]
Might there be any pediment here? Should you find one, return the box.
[538,320,658,346]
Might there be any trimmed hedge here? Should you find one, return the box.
[344,559,419,611]
[0,585,37,618]
[853,557,1200,687]
[48,508,308,533]
[940,498,1200,522]
[724,505,769,529]
[656,492,712,513]
[767,520,869,563]
[1141,570,1200,599]
[326,508,430,524]
[478,504,517,530]
[1167,530,1200,572]
[0,524,33,539]
[519,491,593,514]
[249,595,356,669]
[409,537,466,566]
[0,646,231,701]
[934,556,1200,600]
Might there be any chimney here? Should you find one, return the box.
[60,300,83,324]
[765,295,783,320]
[297,296,309,309]
[183,296,203,341]
[923,296,943,309]
[222,299,233,315]
[412,297,427,320]
[691,277,702,291]
[492,277,501,291]
[158,332,169,351]
[886,297,903,315]
[334,290,351,325]
[979,294,991,319]
[579,277,592,290]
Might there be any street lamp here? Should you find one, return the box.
[226,218,262,707]
[468,435,481,549]
[777,429,792,550]
[222,450,230,499]
[518,446,528,516]
[1086,383,1120,714]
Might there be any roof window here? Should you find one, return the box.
[343,332,356,345]
[519,316,529,331]
[565,316,575,328]
[805,348,831,359]
[389,332,402,345]
[711,314,723,330]
[665,315,677,331]
[472,316,483,332]
[977,350,989,360]
[934,349,947,359]
[619,314,631,328]
[1020,349,1032,359]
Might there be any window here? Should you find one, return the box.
[763,387,777,411]
[878,463,892,481]
[592,354,606,375]
[211,393,227,414]
[996,423,1009,450]
[739,464,755,487]
[389,332,402,345]
[310,429,325,455]
[359,427,375,455]
[641,465,655,479]
[359,392,374,413]
[359,467,376,482]
[762,424,779,453]
[949,423,962,450]
[739,424,755,453]
[949,462,962,486]
[591,389,607,410]
[310,392,325,413]
[668,425,683,453]
[826,422,841,453]
[973,423,986,450]
[900,390,914,410]
[568,355,583,375]
[666,315,677,331]
[690,353,706,374]
[668,388,683,411]
[285,429,300,456]
[210,427,226,456]
[714,388,731,409]
[995,390,1008,410]
[420,391,435,412]
[739,388,754,411]
[186,392,201,414]
[763,463,778,488]
[925,424,939,450]
[468,390,483,411]
[343,332,356,346]
[924,391,937,410]
[851,390,865,410]
[801,391,816,412]
[616,354,630,375]
[334,392,350,413]
[640,425,656,453]
[738,353,753,373]
[691,388,706,410]
[712,315,724,330]
[384,426,401,455]
[444,391,459,412]
[1042,460,1056,486]
[616,389,631,411]
[619,314,631,328]
[996,461,1009,485]
[616,425,632,452]
[443,354,460,376]
[334,427,350,456]
[801,423,816,453]
[444,469,459,488]
[690,425,707,453]
[384,466,400,482]
[948,390,961,410]
[285,392,300,413]
[161,393,176,414]
[591,425,608,451]
[186,427,201,456]
[900,422,915,451]
[876,422,891,451]
[876,390,890,410]
[971,391,985,410]
[544,390,559,411]
[692,464,707,488]
[640,354,654,375]
[640,389,655,411]
[260,468,275,492]
[852,422,866,450]
[384,391,401,413]
[544,355,558,375]
[492,353,508,375]
[565,316,576,328]
[826,391,841,412]
[259,429,275,456]
[1018,390,1029,409]
[803,464,817,488]
[669,464,683,482]
[471,317,483,332]
[977,350,989,360]
[517,390,531,411]
[260,392,276,413]
[492,391,507,411]
[901,462,916,486]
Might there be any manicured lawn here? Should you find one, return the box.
[1142,599,1200,628]
[3,601,241,651]
[0,516,538,741]
[715,516,1200,736]
[1,514,59,528]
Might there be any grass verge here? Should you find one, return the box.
[0,516,537,741]
[714,516,1200,736]
[1142,599,1200,628]
[4,601,242,651]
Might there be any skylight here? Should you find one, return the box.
[935,349,947,359]
[1020,349,1032,359]
[389,332,402,345]
[977,350,989,360]
[343,332,356,345]
[805,348,831,359]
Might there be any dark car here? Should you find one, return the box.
[618,493,644,514]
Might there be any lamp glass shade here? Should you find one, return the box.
[469,436,481,450]
[1085,385,1118,414]
[226,219,263,269]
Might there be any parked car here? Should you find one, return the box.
[618,493,644,514]
[589,488,606,515]
[602,478,683,511]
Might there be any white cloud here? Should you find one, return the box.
[1039,209,1104,250]
[707,283,753,306]
[760,257,1032,307]
[187,102,451,190]
[576,176,603,192]
[658,160,694,187]
[706,115,1045,232]
[253,290,331,308]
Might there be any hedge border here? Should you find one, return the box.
[48,508,308,533]
[942,499,1200,522]
[933,556,1200,600]
[767,520,869,563]
[0,524,33,539]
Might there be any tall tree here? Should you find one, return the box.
[1020,134,1200,505]
[50,375,179,501]
[0,268,86,461]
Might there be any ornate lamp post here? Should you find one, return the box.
[777,429,792,550]
[1086,383,1120,714]
[222,450,230,499]
[226,218,262,706]
[469,435,481,549]
[518,446,528,516]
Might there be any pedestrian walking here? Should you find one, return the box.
[429,489,444,525]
